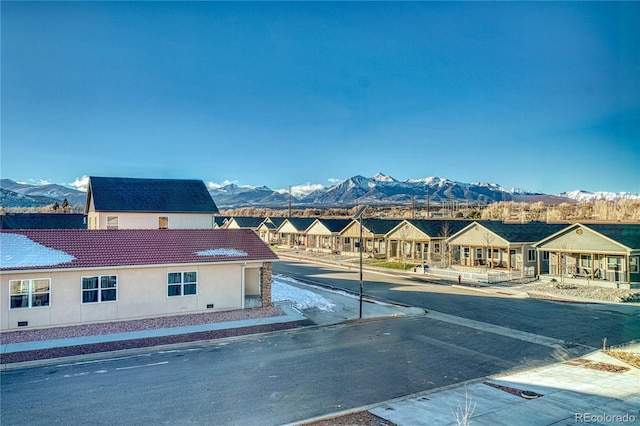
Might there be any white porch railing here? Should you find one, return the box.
[424,266,534,284]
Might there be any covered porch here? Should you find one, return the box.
[538,251,638,289]
[535,223,640,289]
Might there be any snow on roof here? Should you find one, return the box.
[196,248,248,257]
[1,233,75,268]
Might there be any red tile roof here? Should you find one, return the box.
[1,229,278,271]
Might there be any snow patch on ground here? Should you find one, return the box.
[196,248,248,257]
[272,277,336,312]
[1,233,75,268]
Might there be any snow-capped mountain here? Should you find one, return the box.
[559,190,640,203]
[0,179,86,207]
[211,174,534,207]
[2,175,638,209]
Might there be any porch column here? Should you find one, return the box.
[591,253,595,280]
[627,255,631,285]
[490,246,494,268]
[507,245,512,271]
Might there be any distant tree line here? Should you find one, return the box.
[221,200,640,222]
[0,199,83,215]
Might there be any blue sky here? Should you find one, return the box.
[2,1,639,195]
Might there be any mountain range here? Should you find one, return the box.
[1,175,638,209]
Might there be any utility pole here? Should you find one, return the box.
[353,205,368,319]
[412,195,415,219]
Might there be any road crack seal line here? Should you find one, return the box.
[115,361,169,370]
[425,310,570,349]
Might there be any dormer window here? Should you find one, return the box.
[107,216,118,230]
[159,216,169,229]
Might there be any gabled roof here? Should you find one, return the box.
[213,216,229,227]
[535,223,640,251]
[277,217,317,232]
[0,213,87,230]
[478,221,567,243]
[0,229,278,272]
[269,217,287,227]
[227,216,266,229]
[362,218,402,235]
[85,177,219,214]
[403,219,476,237]
[258,217,288,231]
[449,221,567,244]
[315,218,352,233]
[584,224,640,250]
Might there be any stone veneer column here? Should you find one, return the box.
[260,262,273,306]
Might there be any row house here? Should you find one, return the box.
[306,218,353,253]
[447,221,566,274]
[535,223,640,289]
[385,219,474,263]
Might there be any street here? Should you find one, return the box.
[2,260,639,426]
[274,260,640,348]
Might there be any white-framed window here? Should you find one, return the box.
[542,251,549,261]
[10,279,51,309]
[607,257,622,271]
[476,248,483,259]
[580,255,591,268]
[168,271,197,297]
[82,275,117,303]
[631,257,639,273]
[107,216,119,230]
[159,216,169,229]
[527,249,536,262]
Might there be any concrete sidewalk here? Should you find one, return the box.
[0,304,308,355]
[0,282,424,356]
[367,344,640,426]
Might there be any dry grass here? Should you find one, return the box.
[604,349,640,368]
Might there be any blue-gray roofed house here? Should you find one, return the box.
[223,216,267,230]
[446,221,567,277]
[306,218,352,252]
[84,176,219,229]
[535,223,640,288]
[385,219,476,262]
[340,218,403,255]
[0,213,87,230]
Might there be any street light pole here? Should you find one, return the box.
[353,205,367,319]
[359,213,363,319]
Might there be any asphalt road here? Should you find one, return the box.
[273,259,640,348]
[2,260,639,426]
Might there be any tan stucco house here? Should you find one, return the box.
[340,218,402,256]
[447,221,565,274]
[385,219,474,262]
[534,223,640,288]
[257,217,286,245]
[0,229,278,331]
[85,176,219,230]
[274,218,316,248]
[305,218,352,253]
